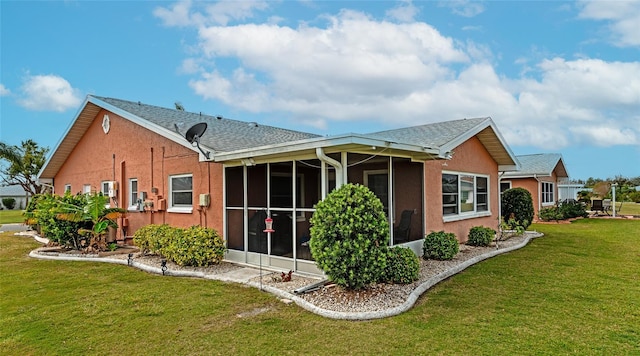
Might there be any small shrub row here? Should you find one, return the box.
[133,224,226,267]
[423,231,459,260]
[467,226,495,247]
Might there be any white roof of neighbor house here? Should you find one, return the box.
[503,153,569,178]
[39,95,520,179]
[0,185,29,197]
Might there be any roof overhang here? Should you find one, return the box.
[439,118,520,172]
[214,133,442,166]
[38,96,209,180]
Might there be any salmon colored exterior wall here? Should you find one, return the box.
[508,170,559,220]
[53,109,224,241]
[423,136,500,242]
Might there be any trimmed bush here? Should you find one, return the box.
[2,198,16,210]
[384,247,420,284]
[423,231,459,260]
[309,183,389,290]
[23,193,88,247]
[133,224,226,266]
[558,200,588,219]
[133,224,174,255]
[467,226,495,247]
[538,206,563,221]
[501,188,534,230]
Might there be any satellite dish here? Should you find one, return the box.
[185,122,207,144]
[184,122,210,159]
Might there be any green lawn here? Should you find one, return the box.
[617,202,640,216]
[0,210,24,225]
[1,219,638,354]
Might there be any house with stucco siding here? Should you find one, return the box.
[38,95,520,274]
[501,153,569,220]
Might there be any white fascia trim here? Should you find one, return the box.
[212,133,440,162]
[440,117,520,170]
[38,96,94,179]
[88,96,214,161]
[502,173,552,179]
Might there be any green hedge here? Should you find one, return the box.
[133,224,226,267]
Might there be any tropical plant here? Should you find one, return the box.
[309,183,389,290]
[23,193,89,248]
[0,139,49,198]
[56,193,125,252]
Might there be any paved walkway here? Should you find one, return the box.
[0,223,30,233]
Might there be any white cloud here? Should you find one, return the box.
[570,125,638,147]
[440,0,485,18]
[0,84,10,96]
[165,2,639,150]
[17,74,82,112]
[578,0,640,47]
[386,0,420,23]
[154,0,268,27]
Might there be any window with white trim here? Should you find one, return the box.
[101,181,110,196]
[83,184,91,194]
[169,174,193,212]
[442,172,490,218]
[541,182,554,204]
[129,178,138,210]
[500,181,512,195]
[64,184,71,193]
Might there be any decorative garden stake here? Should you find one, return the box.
[161,259,167,275]
[261,215,275,291]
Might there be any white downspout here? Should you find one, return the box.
[533,174,541,216]
[316,148,344,194]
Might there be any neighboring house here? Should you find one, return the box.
[38,95,519,275]
[558,182,587,201]
[502,153,569,220]
[0,185,30,210]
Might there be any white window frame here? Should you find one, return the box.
[83,184,92,194]
[101,181,110,196]
[442,171,491,222]
[128,178,138,211]
[541,181,555,206]
[168,173,193,213]
[64,184,71,193]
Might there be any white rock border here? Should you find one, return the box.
[27,231,543,320]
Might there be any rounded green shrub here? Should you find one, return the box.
[309,183,389,290]
[538,206,563,221]
[467,226,496,247]
[384,247,420,284]
[501,188,534,229]
[423,231,459,260]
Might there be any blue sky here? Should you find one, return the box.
[1,0,639,180]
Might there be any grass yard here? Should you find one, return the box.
[1,219,638,355]
[0,210,24,225]
[616,202,640,216]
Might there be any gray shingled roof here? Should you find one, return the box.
[366,117,489,149]
[0,185,29,197]
[504,153,568,177]
[94,96,320,153]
